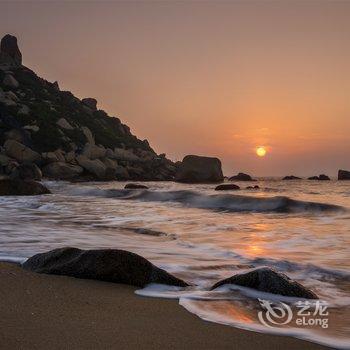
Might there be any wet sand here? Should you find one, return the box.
[0,262,330,350]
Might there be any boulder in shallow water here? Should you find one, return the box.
[283,175,302,180]
[229,172,255,181]
[308,174,330,181]
[338,169,350,180]
[0,179,50,196]
[211,267,318,299]
[23,248,189,288]
[246,185,260,189]
[319,174,330,181]
[124,183,149,189]
[175,155,223,183]
[215,184,240,191]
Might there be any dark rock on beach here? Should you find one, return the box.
[215,184,240,191]
[283,175,302,180]
[338,169,350,180]
[175,155,224,183]
[0,179,50,196]
[211,267,318,299]
[124,183,149,189]
[23,248,189,288]
[229,172,255,181]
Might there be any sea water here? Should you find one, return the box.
[0,179,349,348]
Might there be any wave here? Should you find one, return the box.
[69,187,344,214]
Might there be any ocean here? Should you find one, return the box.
[0,179,349,348]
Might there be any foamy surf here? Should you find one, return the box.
[136,282,350,349]
[66,186,344,214]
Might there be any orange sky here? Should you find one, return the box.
[1,1,350,176]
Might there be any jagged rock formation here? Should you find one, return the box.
[0,34,176,181]
[0,34,22,67]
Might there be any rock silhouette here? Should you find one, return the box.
[23,248,189,288]
[175,155,223,183]
[0,34,22,66]
[211,267,318,299]
[0,34,176,181]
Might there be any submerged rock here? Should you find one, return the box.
[338,169,350,180]
[211,267,318,299]
[246,185,260,189]
[23,248,189,288]
[283,175,302,180]
[215,184,240,191]
[229,172,255,181]
[0,179,50,196]
[124,183,149,189]
[175,155,223,183]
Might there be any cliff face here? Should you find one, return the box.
[0,34,176,181]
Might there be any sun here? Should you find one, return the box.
[256,146,267,157]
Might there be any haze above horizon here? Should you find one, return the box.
[1,1,349,176]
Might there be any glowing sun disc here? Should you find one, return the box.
[256,147,267,157]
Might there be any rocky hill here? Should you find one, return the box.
[0,34,176,181]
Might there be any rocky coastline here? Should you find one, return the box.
[0,34,176,185]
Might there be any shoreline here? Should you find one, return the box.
[0,262,330,350]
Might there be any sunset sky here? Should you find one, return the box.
[1,1,349,176]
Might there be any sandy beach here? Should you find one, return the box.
[0,262,330,350]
